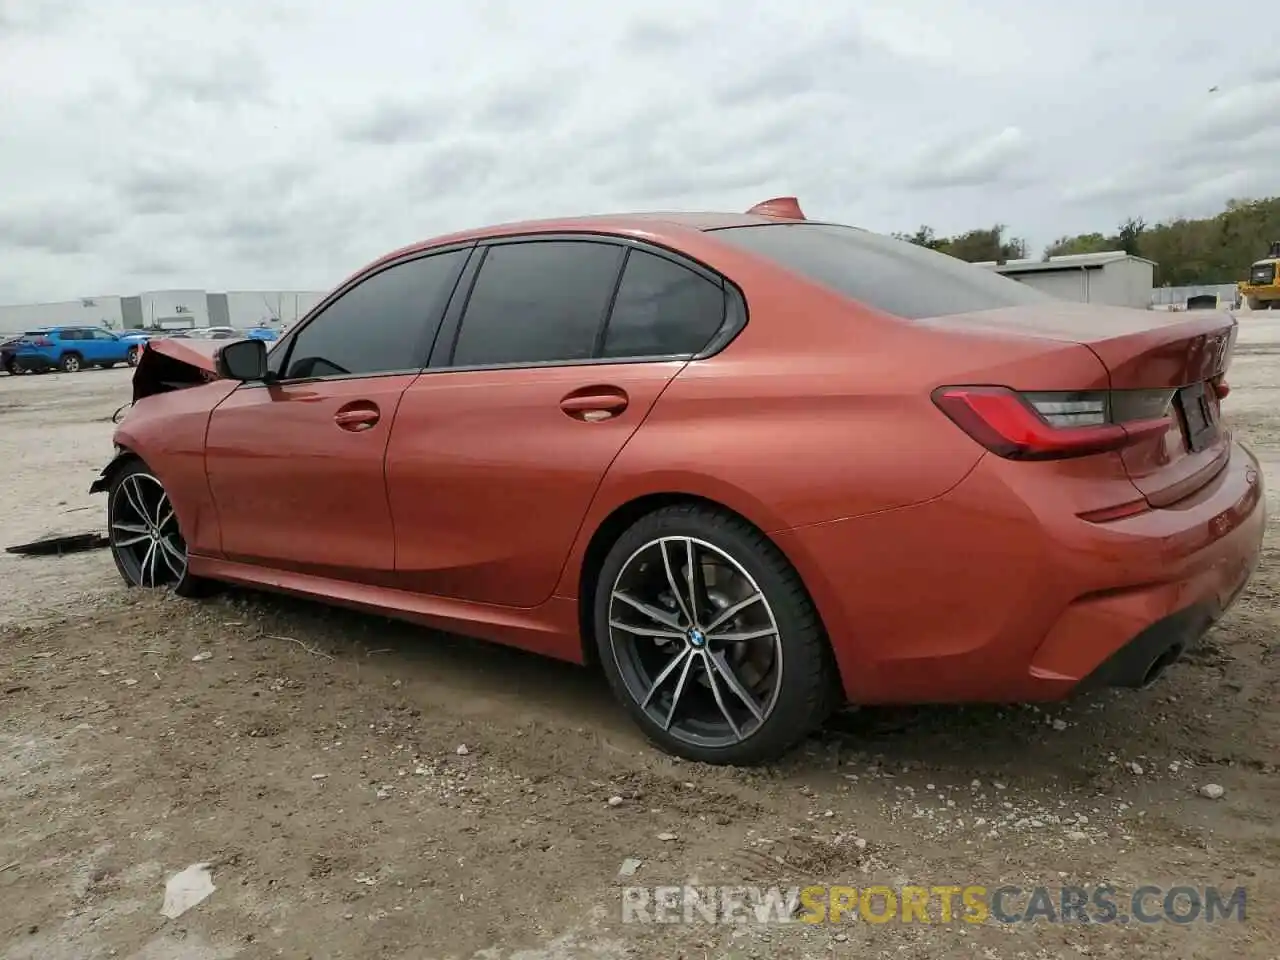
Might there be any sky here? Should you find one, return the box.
[1,0,1278,305]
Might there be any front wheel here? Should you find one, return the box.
[107,459,212,597]
[126,346,140,366]
[594,505,838,764]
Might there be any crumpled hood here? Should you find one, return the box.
[131,337,226,403]
[144,337,223,373]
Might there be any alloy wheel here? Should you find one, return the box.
[63,355,80,372]
[109,472,188,587]
[607,536,784,748]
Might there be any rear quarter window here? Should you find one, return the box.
[708,223,1051,320]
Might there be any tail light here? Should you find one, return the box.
[932,386,1174,461]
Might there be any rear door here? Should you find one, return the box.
[204,247,471,579]
[386,237,732,606]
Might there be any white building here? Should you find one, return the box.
[0,288,326,336]
[976,251,1156,309]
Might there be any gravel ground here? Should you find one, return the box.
[2,319,1278,959]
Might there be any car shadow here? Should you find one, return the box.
[214,585,1196,786]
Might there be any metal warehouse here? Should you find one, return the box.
[975,251,1156,309]
[0,289,326,336]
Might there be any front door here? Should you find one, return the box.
[203,246,471,580]
[387,237,733,606]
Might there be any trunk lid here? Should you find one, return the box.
[933,302,1237,505]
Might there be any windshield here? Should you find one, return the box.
[708,222,1051,319]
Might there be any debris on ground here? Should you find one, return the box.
[5,532,109,556]
[159,862,216,919]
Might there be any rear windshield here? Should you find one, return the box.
[708,222,1051,319]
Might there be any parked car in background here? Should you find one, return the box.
[10,326,145,373]
[244,326,280,341]
[93,196,1265,764]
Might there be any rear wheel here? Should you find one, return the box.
[593,504,837,764]
[59,353,82,373]
[107,459,211,598]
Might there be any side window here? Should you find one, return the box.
[281,249,468,380]
[602,250,726,358]
[59,329,83,341]
[92,329,116,340]
[450,241,623,367]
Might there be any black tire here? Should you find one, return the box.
[593,504,838,764]
[106,458,215,598]
[59,352,82,373]
[3,357,16,375]
[126,346,140,366]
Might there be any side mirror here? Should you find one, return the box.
[216,338,268,382]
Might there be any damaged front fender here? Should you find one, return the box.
[89,447,133,494]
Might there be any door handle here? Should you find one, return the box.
[559,387,629,422]
[334,405,380,431]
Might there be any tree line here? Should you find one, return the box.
[894,196,1280,287]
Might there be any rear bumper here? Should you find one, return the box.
[774,441,1266,704]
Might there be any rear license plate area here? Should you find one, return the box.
[1176,381,1219,452]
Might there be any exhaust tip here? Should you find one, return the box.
[1141,645,1184,687]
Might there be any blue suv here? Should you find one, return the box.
[10,326,146,374]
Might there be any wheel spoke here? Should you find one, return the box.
[152,493,170,529]
[640,647,692,710]
[608,618,685,641]
[659,539,694,626]
[707,625,778,644]
[707,650,766,723]
[700,652,742,740]
[684,538,709,627]
[662,651,697,731]
[158,536,186,577]
[121,476,148,522]
[704,592,764,633]
[611,591,682,630]
[156,504,176,531]
[113,532,150,548]
[139,540,158,587]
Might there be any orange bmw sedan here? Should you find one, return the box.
[92,197,1266,764]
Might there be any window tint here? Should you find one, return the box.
[281,249,467,380]
[602,250,725,358]
[90,329,116,340]
[451,241,623,367]
[59,329,85,340]
[709,223,1051,320]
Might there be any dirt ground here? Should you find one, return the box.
[2,320,1278,960]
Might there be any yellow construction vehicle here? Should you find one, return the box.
[1239,240,1280,310]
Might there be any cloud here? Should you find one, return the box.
[0,0,1277,305]
[901,127,1032,190]
[340,97,454,145]
[0,0,82,34]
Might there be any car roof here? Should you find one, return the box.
[352,198,817,282]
